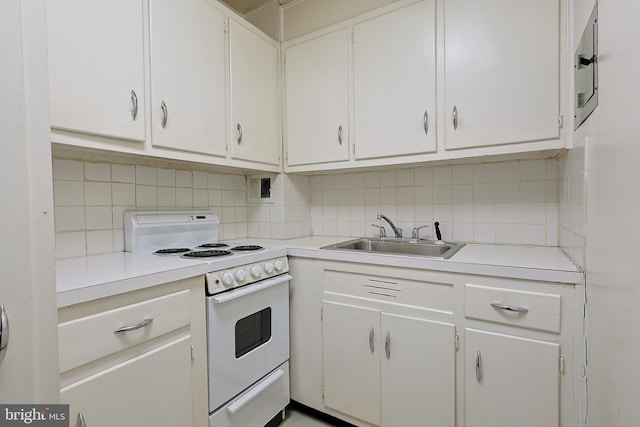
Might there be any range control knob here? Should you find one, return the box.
[235,269,246,282]
[221,272,234,286]
[274,260,284,271]
[250,266,262,278]
[264,262,274,274]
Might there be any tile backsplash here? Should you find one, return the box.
[53,158,249,259]
[53,156,561,259]
[308,159,560,245]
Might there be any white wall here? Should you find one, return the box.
[0,0,59,402]
[569,0,640,425]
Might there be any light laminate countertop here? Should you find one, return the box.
[57,237,583,307]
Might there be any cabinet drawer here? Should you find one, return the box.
[325,270,453,313]
[59,289,191,373]
[464,284,561,333]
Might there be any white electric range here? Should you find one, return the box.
[124,210,290,427]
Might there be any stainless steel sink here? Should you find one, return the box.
[320,238,465,259]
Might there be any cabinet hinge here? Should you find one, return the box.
[558,116,564,128]
[455,334,460,351]
[560,355,565,374]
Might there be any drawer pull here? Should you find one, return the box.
[369,327,375,354]
[113,318,153,333]
[384,331,391,359]
[77,411,86,427]
[475,351,482,382]
[490,302,529,313]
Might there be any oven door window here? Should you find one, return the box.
[235,307,272,358]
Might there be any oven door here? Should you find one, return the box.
[206,273,291,412]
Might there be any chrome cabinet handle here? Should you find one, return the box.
[130,90,138,121]
[452,106,458,130]
[475,351,482,382]
[369,327,375,353]
[77,411,86,427]
[338,125,343,145]
[113,318,153,333]
[160,101,168,128]
[237,123,243,144]
[0,305,8,367]
[491,302,529,313]
[384,331,391,359]
[423,111,429,135]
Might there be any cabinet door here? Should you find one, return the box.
[61,336,193,427]
[381,313,456,427]
[353,0,437,160]
[444,0,560,150]
[229,19,280,166]
[149,0,226,156]
[322,301,381,426]
[47,0,145,141]
[285,29,350,166]
[465,328,560,427]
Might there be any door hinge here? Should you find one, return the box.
[191,343,195,361]
[320,307,323,321]
[560,355,565,374]
[351,31,354,44]
[321,384,325,399]
[352,144,355,155]
[455,334,460,351]
[558,116,564,128]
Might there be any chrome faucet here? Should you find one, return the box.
[411,224,430,241]
[377,213,402,238]
[371,224,386,238]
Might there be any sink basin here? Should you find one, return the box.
[321,238,465,259]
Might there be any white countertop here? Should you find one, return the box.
[56,252,210,307]
[230,236,584,284]
[57,237,583,307]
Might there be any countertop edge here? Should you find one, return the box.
[287,247,584,284]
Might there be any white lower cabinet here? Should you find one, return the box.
[321,266,456,427]
[57,276,208,427]
[323,303,456,427]
[61,337,193,426]
[464,329,560,427]
[288,258,583,427]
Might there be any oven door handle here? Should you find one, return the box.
[226,367,285,415]
[211,274,292,304]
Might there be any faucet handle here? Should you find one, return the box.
[411,224,430,240]
[371,224,386,238]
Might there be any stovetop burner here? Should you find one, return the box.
[182,250,233,258]
[231,245,264,251]
[198,243,229,249]
[154,248,192,254]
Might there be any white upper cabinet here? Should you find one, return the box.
[229,19,280,166]
[47,0,146,142]
[444,0,560,150]
[284,29,350,167]
[353,0,437,160]
[149,0,227,157]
